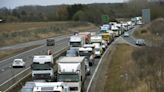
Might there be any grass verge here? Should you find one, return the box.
[104,44,153,92]
[0,21,97,47]
[133,18,164,46]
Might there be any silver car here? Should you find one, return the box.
[12,59,25,68]
[123,32,129,37]
[135,39,145,46]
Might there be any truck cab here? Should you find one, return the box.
[79,47,95,66]
[69,35,84,50]
[31,55,54,81]
[57,57,86,92]
[101,40,108,51]
[92,43,103,58]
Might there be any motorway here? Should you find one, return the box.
[0,35,70,51]
[0,29,98,51]
[0,37,69,85]
[84,26,141,92]
[0,26,139,92]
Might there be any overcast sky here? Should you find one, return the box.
[0,0,126,9]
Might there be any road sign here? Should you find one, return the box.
[102,15,109,23]
[142,9,151,24]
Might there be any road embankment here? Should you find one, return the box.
[92,43,164,92]
[133,18,164,47]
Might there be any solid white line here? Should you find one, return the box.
[86,44,111,92]
[0,45,68,87]
[0,67,30,87]
[4,71,31,92]
[0,45,44,64]
[0,38,68,65]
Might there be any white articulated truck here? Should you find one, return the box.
[31,55,54,81]
[56,57,86,92]
[21,82,70,92]
[69,35,85,50]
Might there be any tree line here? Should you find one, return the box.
[0,1,164,24]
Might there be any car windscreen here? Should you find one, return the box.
[32,64,51,70]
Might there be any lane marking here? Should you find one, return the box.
[0,38,68,65]
[86,26,140,92]
[86,44,111,92]
[0,43,68,87]
[3,46,69,92]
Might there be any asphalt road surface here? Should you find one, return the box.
[0,26,140,92]
[0,29,99,91]
[0,35,70,51]
[0,29,98,51]
[0,37,69,85]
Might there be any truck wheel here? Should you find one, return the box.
[89,62,93,66]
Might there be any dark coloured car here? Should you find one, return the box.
[46,38,55,46]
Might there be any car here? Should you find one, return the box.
[123,32,129,37]
[12,59,25,68]
[46,38,55,46]
[66,49,79,57]
[135,39,145,46]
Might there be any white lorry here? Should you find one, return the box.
[90,35,102,44]
[101,40,108,51]
[31,55,54,81]
[69,35,85,50]
[21,82,70,92]
[92,43,102,57]
[90,36,103,57]
[111,24,120,37]
[79,47,95,66]
[56,57,87,92]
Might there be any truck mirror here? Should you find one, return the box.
[81,76,82,81]
[31,65,33,69]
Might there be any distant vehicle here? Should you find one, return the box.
[46,38,55,46]
[12,59,25,68]
[123,32,129,37]
[69,35,84,50]
[92,43,103,57]
[66,49,79,57]
[137,20,143,25]
[135,39,145,46]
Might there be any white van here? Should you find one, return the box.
[92,43,102,57]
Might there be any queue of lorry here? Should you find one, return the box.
[20,18,140,92]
